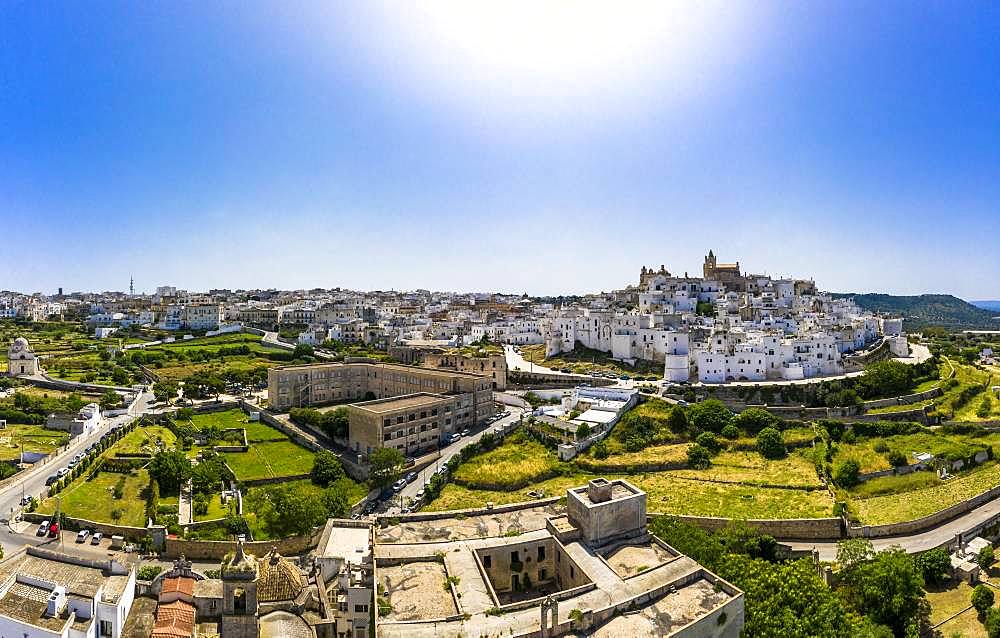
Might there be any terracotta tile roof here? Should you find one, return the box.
[152,600,195,638]
[160,577,195,599]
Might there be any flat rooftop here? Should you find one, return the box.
[572,480,639,506]
[272,361,490,379]
[319,525,370,563]
[350,393,451,414]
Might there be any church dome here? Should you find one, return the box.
[10,337,30,351]
[257,550,304,603]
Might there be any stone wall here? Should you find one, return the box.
[380,497,563,524]
[863,387,943,410]
[162,525,325,560]
[21,511,148,540]
[655,512,844,541]
[849,483,1000,539]
[508,370,614,389]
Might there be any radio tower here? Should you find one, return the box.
[130,276,135,297]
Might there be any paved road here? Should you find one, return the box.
[382,406,526,515]
[0,390,156,556]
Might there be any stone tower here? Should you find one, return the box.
[221,541,260,638]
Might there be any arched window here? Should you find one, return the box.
[234,588,247,613]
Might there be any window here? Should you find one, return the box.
[537,546,545,560]
[100,620,114,637]
[355,604,369,613]
[539,568,547,581]
[483,554,491,568]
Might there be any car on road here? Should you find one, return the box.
[20,495,32,506]
[91,532,103,544]
[76,530,90,543]
[619,375,631,380]
[57,467,70,477]
[45,475,58,486]
[36,521,50,536]
[676,400,688,407]
[448,432,462,443]
[436,465,449,476]
[392,478,407,492]
[460,429,469,437]
[405,471,418,484]
[414,489,425,501]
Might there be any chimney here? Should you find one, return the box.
[47,585,67,616]
[587,478,612,503]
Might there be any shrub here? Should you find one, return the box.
[688,400,732,433]
[590,440,609,459]
[687,444,711,469]
[720,424,740,440]
[979,545,995,570]
[987,607,1000,638]
[873,440,889,454]
[695,432,721,454]
[833,459,861,487]
[137,565,163,581]
[755,427,785,460]
[732,407,779,435]
[915,548,950,586]
[886,450,907,467]
[973,584,995,615]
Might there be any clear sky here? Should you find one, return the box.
[2,1,998,298]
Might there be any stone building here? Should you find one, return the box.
[7,336,40,376]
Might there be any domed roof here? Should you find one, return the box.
[10,337,30,350]
[257,549,304,603]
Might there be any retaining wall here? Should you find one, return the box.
[863,387,943,410]
[380,496,563,524]
[162,525,325,559]
[21,511,148,540]
[650,512,844,541]
[849,483,1000,539]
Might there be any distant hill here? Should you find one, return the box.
[972,300,1000,312]
[830,293,1000,331]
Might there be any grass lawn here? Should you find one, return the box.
[114,425,177,455]
[428,470,834,519]
[832,432,985,475]
[927,581,977,628]
[850,462,1000,525]
[38,469,151,528]
[452,435,563,489]
[223,441,315,481]
[935,608,987,638]
[242,421,288,442]
[194,493,231,521]
[669,451,822,488]
[576,443,690,471]
[845,470,942,500]
[0,425,69,461]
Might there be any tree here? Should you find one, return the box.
[590,440,609,459]
[686,444,711,469]
[323,478,355,518]
[836,537,875,572]
[153,380,179,404]
[986,607,1000,638]
[148,450,193,493]
[841,548,925,636]
[293,343,315,359]
[973,584,996,615]
[254,483,327,537]
[687,399,732,433]
[720,423,740,439]
[311,450,347,487]
[322,407,350,439]
[756,427,785,459]
[575,422,591,440]
[833,458,861,487]
[732,407,780,435]
[858,360,915,399]
[368,447,405,489]
[979,545,996,571]
[914,547,950,586]
[666,407,689,434]
[99,390,123,411]
[695,431,721,454]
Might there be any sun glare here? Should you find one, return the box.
[357,1,751,110]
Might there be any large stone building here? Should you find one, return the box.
[268,362,495,456]
[374,479,744,638]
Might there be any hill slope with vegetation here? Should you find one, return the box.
[832,293,1000,331]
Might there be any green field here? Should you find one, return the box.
[832,431,985,474]
[129,333,287,383]
[0,425,70,461]
[452,434,563,489]
[223,441,315,481]
[114,425,177,455]
[194,493,231,521]
[849,462,1000,525]
[38,469,151,528]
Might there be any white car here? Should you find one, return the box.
[57,467,70,477]
[36,520,50,536]
[91,532,103,545]
[415,489,425,501]
[76,529,90,543]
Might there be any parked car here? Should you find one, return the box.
[67,458,78,468]
[36,521,50,536]
[392,478,407,492]
[414,489,425,501]
[20,495,32,506]
[45,475,58,486]
[91,532,103,544]
[47,522,60,537]
[57,467,69,477]
[76,530,90,543]
[405,471,418,484]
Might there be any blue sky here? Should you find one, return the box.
[2,1,998,298]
